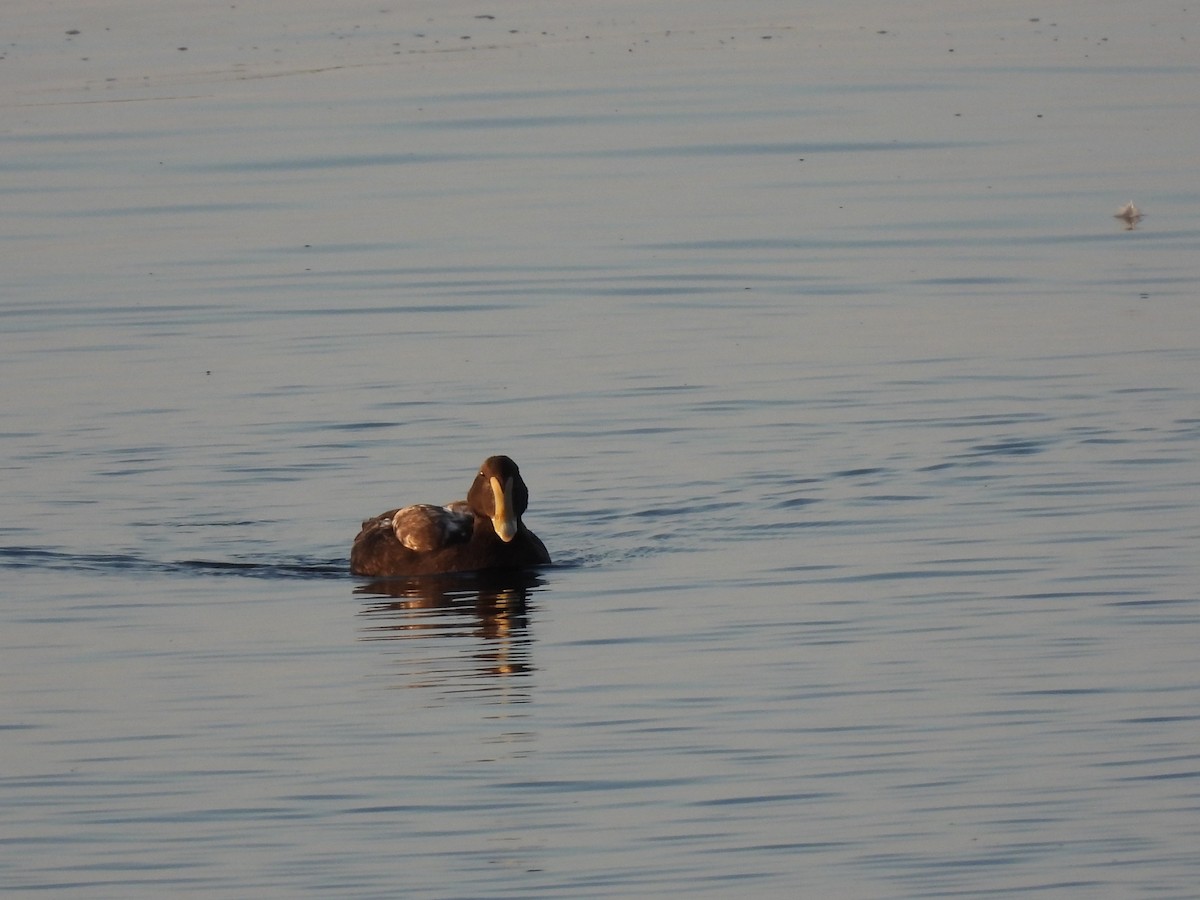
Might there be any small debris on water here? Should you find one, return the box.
[1114,201,1143,229]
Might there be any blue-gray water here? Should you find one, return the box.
[4,3,1199,897]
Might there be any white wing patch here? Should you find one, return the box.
[392,503,473,552]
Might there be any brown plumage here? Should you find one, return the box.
[350,456,551,577]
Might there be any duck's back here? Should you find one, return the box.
[350,511,549,577]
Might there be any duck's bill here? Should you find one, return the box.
[490,475,518,542]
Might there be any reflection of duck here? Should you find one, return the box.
[355,568,542,609]
[356,570,542,683]
[350,456,551,577]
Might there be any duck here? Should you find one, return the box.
[350,455,551,577]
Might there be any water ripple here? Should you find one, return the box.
[0,546,346,579]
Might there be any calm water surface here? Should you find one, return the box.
[3,1,1199,896]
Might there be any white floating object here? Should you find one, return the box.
[1114,201,1143,227]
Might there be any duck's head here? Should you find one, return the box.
[467,455,530,543]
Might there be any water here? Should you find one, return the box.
[3,1,1200,896]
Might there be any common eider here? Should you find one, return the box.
[350,455,551,577]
